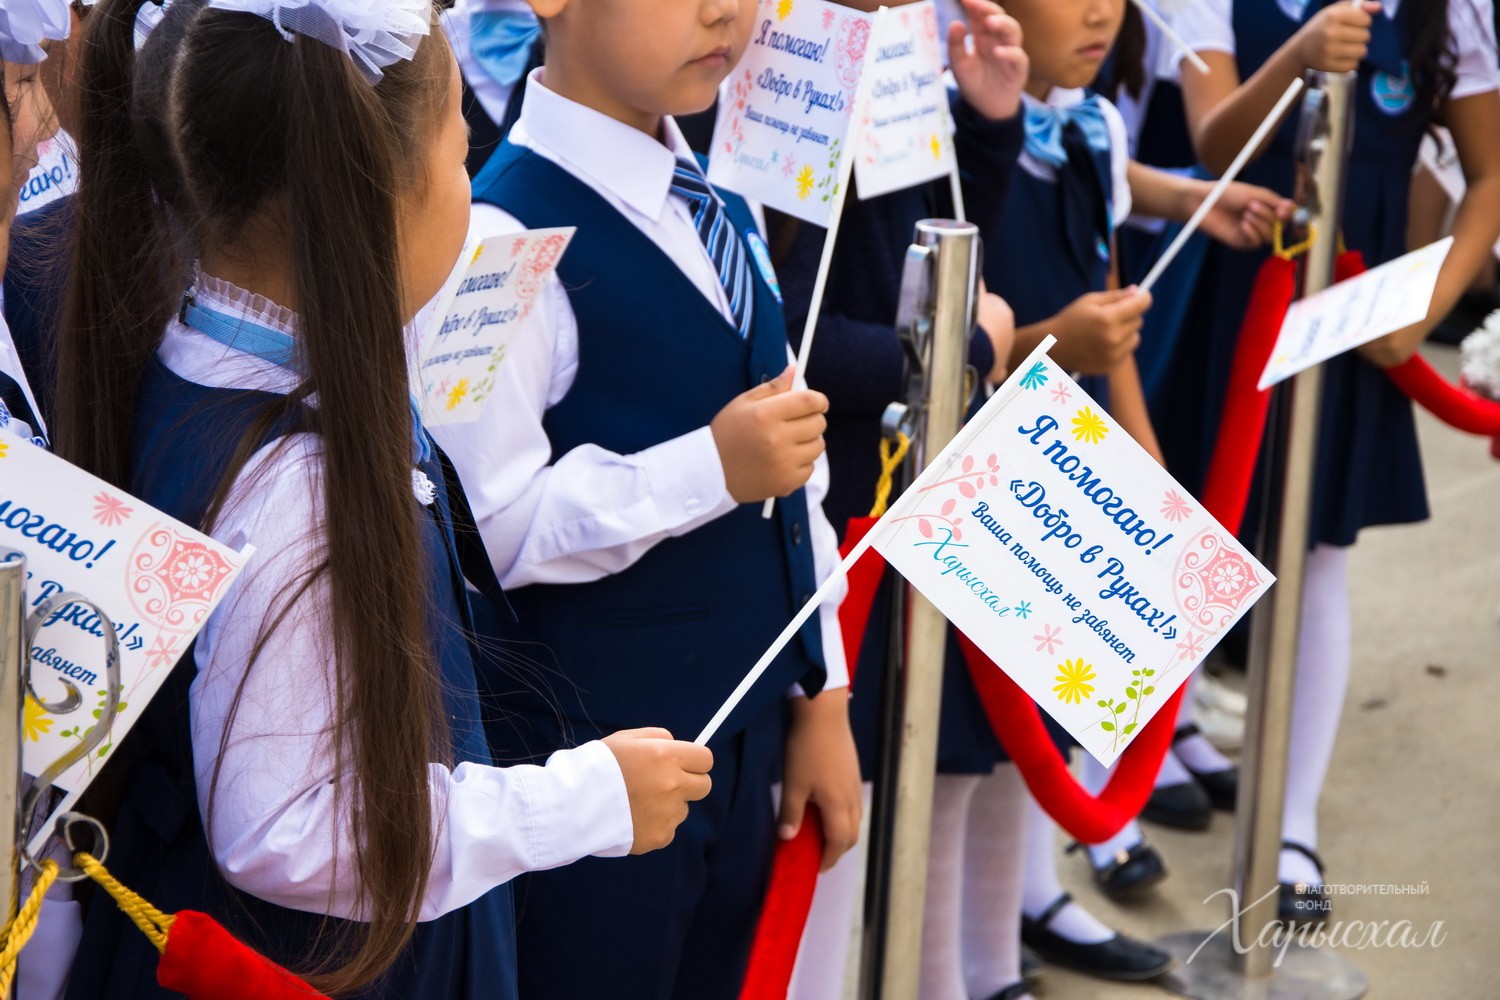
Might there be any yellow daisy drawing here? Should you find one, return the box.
[929,133,942,159]
[0,439,8,459]
[1053,659,1096,705]
[446,378,470,411]
[23,697,52,742]
[795,164,816,200]
[1070,406,1108,445]
[776,0,793,19]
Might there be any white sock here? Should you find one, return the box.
[1278,544,1351,888]
[1173,672,1235,775]
[1080,753,1146,868]
[960,764,1029,999]
[788,784,873,1000]
[920,774,982,1000]
[1154,746,1195,787]
[1021,792,1114,944]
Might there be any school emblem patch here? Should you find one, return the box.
[746,231,783,303]
[1275,0,1309,21]
[1372,62,1416,115]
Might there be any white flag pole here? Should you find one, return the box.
[948,165,966,224]
[698,335,1056,745]
[1137,77,1304,295]
[1129,0,1209,76]
[763,6,892,520]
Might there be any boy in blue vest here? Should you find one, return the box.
[433,0,883,995]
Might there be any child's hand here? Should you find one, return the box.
[949,0,1028,123]
[1295,2,1378,73]
[1046,288,1152,374]
[780,690,862,872]
[1196,181,1294,250]
[711,365,829,502]
[1357,320,1427,368]
[601,727,714,854]
[978,290,1016,383]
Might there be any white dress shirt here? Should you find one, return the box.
[163,276,633,921]
[1165,0,1500,99]
[435,71,850,691]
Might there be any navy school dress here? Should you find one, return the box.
[1148,0,1429,544]
[65,359,518,1000]
[770,97,1025,777]
[469,142,826,1000]
[1110,81,1217,400]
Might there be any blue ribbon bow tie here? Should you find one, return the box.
[468,8,543,88]
[1023,95,1111,170]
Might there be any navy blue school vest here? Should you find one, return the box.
[1233,0,1425,263]
[470,142,825,754]
[66,359,517,1000]
[983,106,1115,406]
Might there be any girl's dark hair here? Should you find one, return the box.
[1105,1,1147,102]
[1410,0,1457,121]
[55,0,453,993]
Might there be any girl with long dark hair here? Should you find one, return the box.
[1162,0,1500,922]
[53,2,712,996]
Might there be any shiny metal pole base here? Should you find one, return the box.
[1153,932,1367,1000]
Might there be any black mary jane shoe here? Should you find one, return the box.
[978,982,1033,1000]
[1019,944,1044,985]
[1020,892,1175,982]
[1176,723,1240,812]
[1141,780,1212,831]
[1279,841,1333,926]
[1067,839,1167,902]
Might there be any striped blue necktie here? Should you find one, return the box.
[670,158,754,339]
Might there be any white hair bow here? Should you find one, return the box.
[205,0,433,82]
[0,0,71,64]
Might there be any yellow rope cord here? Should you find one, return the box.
[1273,220,1348,261]
[0,860,59,994]
[1273,219,1315,260]
[870,432,912,517]
[75,852,175,953]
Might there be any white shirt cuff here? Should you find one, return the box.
[647,426,738,533]
[510,740,634,866]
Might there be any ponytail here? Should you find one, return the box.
[276,36,449,994]
[53,0,181,481]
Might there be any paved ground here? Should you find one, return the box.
[1035,343,1500,999]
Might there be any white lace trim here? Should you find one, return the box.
[193,273,302,337]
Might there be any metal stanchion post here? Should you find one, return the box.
[1,550,26,973]
[856,219,978,1000]
[1156,70,1366,1000]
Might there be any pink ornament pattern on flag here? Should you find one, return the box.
[835,14,870,92]
[1174,530,1266,634]
[1159,489,1193,523]
[92,492,134,528]
[1034,624,1064,656]
[893,451,1004,540]
[516,234,569,300]
[127,524,238,633]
